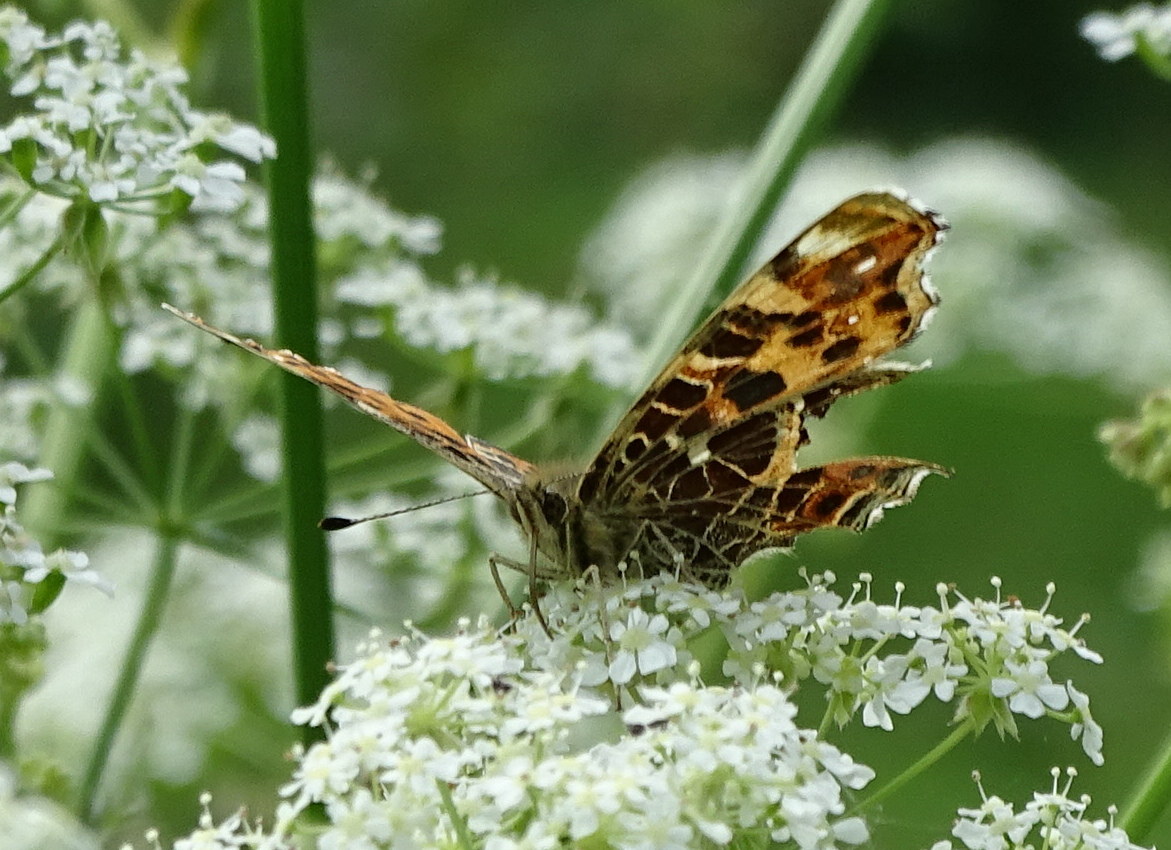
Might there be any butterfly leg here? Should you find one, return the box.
[487,553,523,622]
[527,534,553,639]
[487,547,553,638]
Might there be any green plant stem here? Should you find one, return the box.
[625,0,896,403]
[0,688,15,759]
[0,230,67,307]
[77,532,180,823]
[437,779,476,850]
[21,300,114,539]
[1120,724,1171,842]
[849,719,975,817]
[251,0,335,717]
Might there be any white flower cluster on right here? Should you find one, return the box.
[1081,3,1171,61]
[931,767,1148,850]
[523,572,1104,764]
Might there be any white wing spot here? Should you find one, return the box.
[689,445,711,466]
[854,256,878,274]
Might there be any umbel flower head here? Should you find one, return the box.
[274,621,872,850]
[159,574,1106,849]
[0,6,273,212]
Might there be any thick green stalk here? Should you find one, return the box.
[1120,726,1171,842]
[250,0,335,716]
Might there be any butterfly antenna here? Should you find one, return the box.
[319,490,491,531]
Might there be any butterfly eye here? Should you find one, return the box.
[540,491,569,524]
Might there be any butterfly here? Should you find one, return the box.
[164,190,947,600]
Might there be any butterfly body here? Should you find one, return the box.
[165,190,948,589]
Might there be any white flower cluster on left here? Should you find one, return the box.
[0,462,109,625]
[264,622,873,850]
[0,6,273,210]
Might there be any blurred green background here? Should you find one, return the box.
[19,0,1171,846]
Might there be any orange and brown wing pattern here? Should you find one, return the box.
[161,304,535,499]
[576,192,947,580]
[609,456,947,585]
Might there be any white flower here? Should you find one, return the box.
[230,414,281,483]
[1067,684,1105,766]
[944,771,1149,850]
[607,607,678,684]
[952,793,1039,850]
[319,788,392,850]
[990,657,1070,719]
[0,461,52,504]
[0,579,28,624]
[0,9,273,210]
[1081,4,1171,61]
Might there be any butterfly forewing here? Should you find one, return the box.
[161,304,535,499]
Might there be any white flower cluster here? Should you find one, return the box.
[930,768,1150,850]
[0,7,273,210]
[0,764,98,850]
[336,264,640,388]
[524,573,1104,763]
[1081,3,1171,61]
[153,574,1109,849]
[172,621,871,850]
[0,461,109,625]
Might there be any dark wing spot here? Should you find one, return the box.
[706,461,751,493]
[726,305,778,334]
[874,290,907,314]
[849,464,876,480]
[648,454,691,489]
[677,407,714,439]
[774,486,806,513]
[706,412,776,455]
[623,436,648,462]
[809,491,846,518]
[786,468,823,486]
[723,369,788,412]
[657,377,708,411]
[786,310,820,328]
[769,246,800,279]
[880,259,904,288]
[633,406,677,442]
[824,254,866,302]
[734,449,771,478]
[788,326,823,348]
[821,336,861,363]
[699,329,763,360]
[672,466,711,500]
